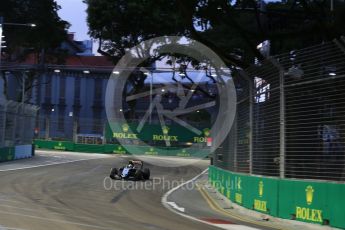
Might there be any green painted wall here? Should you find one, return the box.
[35,140,74,151]
[33,140,210,158]
[209,166,345,229]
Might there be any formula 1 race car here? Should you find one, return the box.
[109,160,150,180]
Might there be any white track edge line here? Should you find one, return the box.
[161,168,232,229]
[0,158,107,172]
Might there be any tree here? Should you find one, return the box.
[85,0,345,175]
[0,0,69,63]
[84,0,345,121]
[0,0,70,101]
[85,0,345,68]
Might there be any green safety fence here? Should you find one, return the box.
[0,147,15,162]
[33,139,211,158]
[209,166,345,229]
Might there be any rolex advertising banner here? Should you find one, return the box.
[279,180,329,224]
[279,180,334,226]
[209,166,345,229]
[231,174,249,208]
[106,122,211,144]
[208,166,279,215]
[35,140,74,151]
[122,145,210,158]
[34,140,210,158]
[247,176,279,216]
[104,144,128,154]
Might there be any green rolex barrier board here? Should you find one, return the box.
[33,140,210,158]
[104,144,128,154]
[105,122,211,144]
[278,179,345,227]
[209,166,345,229]
[208,166,279,216]
[35,140,74,151]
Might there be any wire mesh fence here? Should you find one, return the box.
[34,116,104,142]
[0,99,38,147]
[214,38,345,182]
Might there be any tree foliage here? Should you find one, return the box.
[84,0,186,60]
[85,0,345,68]
[0,0,69,102]
[0,0,69,63]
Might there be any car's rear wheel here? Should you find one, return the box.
[143,168,150,180]
[134,170,143,180]
[110,168,118,179]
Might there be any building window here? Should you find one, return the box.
[254,77,270,103]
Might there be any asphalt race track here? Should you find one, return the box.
[0,151,221,230]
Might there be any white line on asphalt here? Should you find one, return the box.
[0,225,26,230]
[0,198,22,204]
[166,202,185,212]
[213,224,260,230]
[0,199,67,210]
[161,169,218,226]
[161,168,261,230]
[0,210,112,230]
[0,158,103,172]
[0,203,107,222]
[35,150,113,158]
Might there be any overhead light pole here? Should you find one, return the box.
[0,16,36,64]
[0,17,4,68]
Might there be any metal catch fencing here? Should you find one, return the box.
[215,38,345,182]
[0,99,39,147]
[34,116,105,144]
